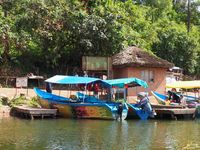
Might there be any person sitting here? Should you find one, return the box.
[136,92,155,118]
[180,95,187,108]
[167,90,181,104]
[46,83,52,93]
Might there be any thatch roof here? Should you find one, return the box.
[112,46,174,68]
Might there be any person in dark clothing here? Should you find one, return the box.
[167,90,180,103]
[117,103,123,120]
[46,82,52,93]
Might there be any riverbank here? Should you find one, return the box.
[0,88,77,99]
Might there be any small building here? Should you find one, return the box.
[82,56,112,79]
[112,46,174,96]
[166,66,183,83]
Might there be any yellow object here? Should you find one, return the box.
[165,99,171,105]
[166,80,200,89]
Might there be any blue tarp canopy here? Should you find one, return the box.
[105,77,148,88]
[45,75,110,87]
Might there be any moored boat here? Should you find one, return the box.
[151,91,198,108]
[151,91,167,105]
[34,75,128,120]
[126,103,149,120]
[105,77,153,120]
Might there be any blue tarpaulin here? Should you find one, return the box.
[45,75,147,88]
[45,75,110,87]
[105,77,148,88]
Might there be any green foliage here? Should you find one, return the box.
[0,96,9,107]
[0,0,200,78]
[8,96,41,108]
[152,23,199,74]
[28,97,41,108]
[8,96,27,107]
[0,98,3,107]
[0,96,9,106]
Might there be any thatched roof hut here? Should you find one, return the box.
[112,46,173,68]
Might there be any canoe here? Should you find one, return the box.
[34,87,128,120]
[152,91,199,104]
[178,94,199,101]
[151,91,198,110]
[151,91,167,105]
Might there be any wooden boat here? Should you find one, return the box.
[178,94,199,101]
[151,91,198,119]
[151,91,167,105]
[152,104,183,109]
[105,77,152,120]
[151,91,197,108]
[34,75,128,120]
[126,103,149,120]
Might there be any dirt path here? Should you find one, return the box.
[0,88,79,99]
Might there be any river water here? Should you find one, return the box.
[0,117,200,150]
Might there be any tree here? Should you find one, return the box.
[0,0,199,78]
[152,23,199,75]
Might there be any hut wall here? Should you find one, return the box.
[113,67,167,96]
[113,68,129,78]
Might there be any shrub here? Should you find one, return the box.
[8,96,27,107]
[28,97,41,108]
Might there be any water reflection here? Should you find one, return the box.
[1,118,200,149]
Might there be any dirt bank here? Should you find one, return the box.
[0,88,76,99]
[0,106,11,118]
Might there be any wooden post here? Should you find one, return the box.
[26,87,28,96]
[15,88,17,98]
[31,115,34,120]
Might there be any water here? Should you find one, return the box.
[0,118,200,150]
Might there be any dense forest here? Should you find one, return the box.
[0,0,200,78]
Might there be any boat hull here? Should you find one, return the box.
[39,98,75,118]
[39,98,124,120]
[151,91,167,105]
[126,103,149,120]
[35,87,128,120]
[152,91,199,105]
[73,105,115,119]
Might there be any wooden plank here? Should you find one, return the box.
[13,106,57,119]
[154,108,196,115]
[154,108,196,120]
[152,104,183,109]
